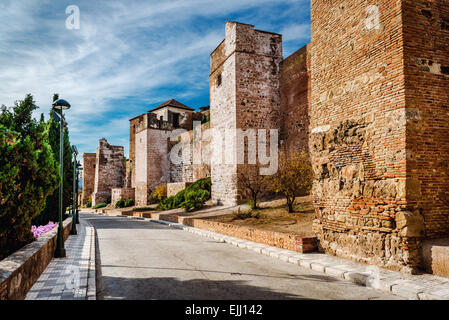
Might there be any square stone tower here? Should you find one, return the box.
[81,153,96,205]
[310,0,449,273]
[210,22,282,206]
[92,138,125,206]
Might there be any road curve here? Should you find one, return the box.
[82,213,402,300]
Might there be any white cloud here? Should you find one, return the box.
[281,23,311,42]
[0,0,310,156]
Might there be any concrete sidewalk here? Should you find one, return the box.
[25,217,96,300]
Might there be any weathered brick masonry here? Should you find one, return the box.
[92,138,125,206]
[81,153,96,205]
[210,22,282,206]
[403,0,449,240]
[280,44,311,153]
[310,0,449,273]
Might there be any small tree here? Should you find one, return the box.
[33,94,74,225]
[0,95,59,259]
[237,165,269,210]
[269,150,313,213]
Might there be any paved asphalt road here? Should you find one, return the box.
[82,213,403,300]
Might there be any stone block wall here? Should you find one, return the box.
[280,44,311,153]
[129,114,146,189]
[135,128,171,206]
[81,153,96,205]
[0,218,72,300]
[180,121,211,183]
[111,188,135,206]
[210,22,282,206]
[92,138,125,206]
[167,182,192,197]
[124,160,132,188]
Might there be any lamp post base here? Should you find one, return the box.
[55,226,66,258]
[54,247,66,258]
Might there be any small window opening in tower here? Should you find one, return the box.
[217,73,222,87]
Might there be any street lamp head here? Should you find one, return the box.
[52,99,71,110]
[71,145,78,155]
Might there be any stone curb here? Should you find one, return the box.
[84,220,96,300]
[144,217,449,301]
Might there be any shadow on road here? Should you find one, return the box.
[82,214,172,231]
[97,275,315,300]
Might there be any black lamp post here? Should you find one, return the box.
[76,161,83,224]
[71,145,78,235]
[52,98,71,258]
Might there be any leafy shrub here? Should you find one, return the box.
[86,200,92,208]
[158,177,211,211]
[153,184,167,202]
[124,199,134,207]
[115,199,125,208]
[133,206,154,212]
[234,207,253,220]
[181,189,210,212]
[92,203,107,209]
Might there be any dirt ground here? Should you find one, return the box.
[208,195,316,237]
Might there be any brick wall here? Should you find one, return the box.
[309,0,446,273]
[182,218,317,254]
[81,153,96,205]
[280,44,311,153]
[402,0,449,240]
[92,138,125,206]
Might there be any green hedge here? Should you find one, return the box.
[92,203,107,209]
[158,177,211,212]
[115,198,134,208]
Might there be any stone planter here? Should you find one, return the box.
[0,218,72,300]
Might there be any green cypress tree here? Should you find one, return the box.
[33,94,74,225]
[0,95,59,259]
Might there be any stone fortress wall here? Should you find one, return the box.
[210,22,283,206]
[82,3,449,274]
[310,0,449,273]
[91,138,125,207]
[81,153,96,205]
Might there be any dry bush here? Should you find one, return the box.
[237,164,270,210]
[153,184,167,202]
[268,150,313,213]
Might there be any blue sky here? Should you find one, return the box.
[0,0,311,157]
